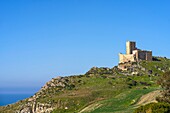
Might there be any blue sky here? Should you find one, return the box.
[0,0,170,93]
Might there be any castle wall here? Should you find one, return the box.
[119,53,136,63]
[126,41,136,55]
[135,50,152,61]
[146,51,152,61]
[137,50,146,60]
[119,41,152,65]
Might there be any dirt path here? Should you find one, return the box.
[79,103,102,113]
[135,90,161,106]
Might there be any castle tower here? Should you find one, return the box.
[126,41,136,54]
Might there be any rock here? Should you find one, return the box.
[28,98,34,102]
[141,67,146,71]
[148,70,152,74]
[51,83,55,87]
[20,107,32,113]
[56,82,66,87]
[154,73,159,76]
[139,81,151,86]
[131,80,137,86]
[158,68,162,71]
[132,71,139,75]
[51,78,55,83]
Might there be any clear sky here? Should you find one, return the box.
[1,0,170,93]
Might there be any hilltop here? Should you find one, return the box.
[0,57,170,113]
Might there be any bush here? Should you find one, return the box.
[134,103,170,113]
[157,71,170,103]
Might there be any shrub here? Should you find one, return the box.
[134,103,170,113]
[157,71,170,103]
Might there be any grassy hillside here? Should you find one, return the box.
[0,57,170,113]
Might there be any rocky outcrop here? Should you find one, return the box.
[15,76,76,113]
[85,67,118,76]
[17,102,53,113]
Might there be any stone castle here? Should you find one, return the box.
[118,41,152,70]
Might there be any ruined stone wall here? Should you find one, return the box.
[126,41,136,54]
[137,50,147,60]
[119,53,136,63]
[119,41,152,64]
[136,50,152,61]
[146,51,152,61]
[118,62,133,70]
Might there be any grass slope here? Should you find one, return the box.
[88,88,157,113]
[0,57,170,113]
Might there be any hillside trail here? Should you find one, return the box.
[79,103,102,113]
[79,90,161,113]
[134,90,161,107]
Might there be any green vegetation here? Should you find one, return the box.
[157,71,170,103]
[134,103,170,113]
[92,88,156,113]
[0,57,170,113]
[133,60,170,113]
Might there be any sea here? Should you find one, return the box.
[0,93,34,106]
[0,87,39,106]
